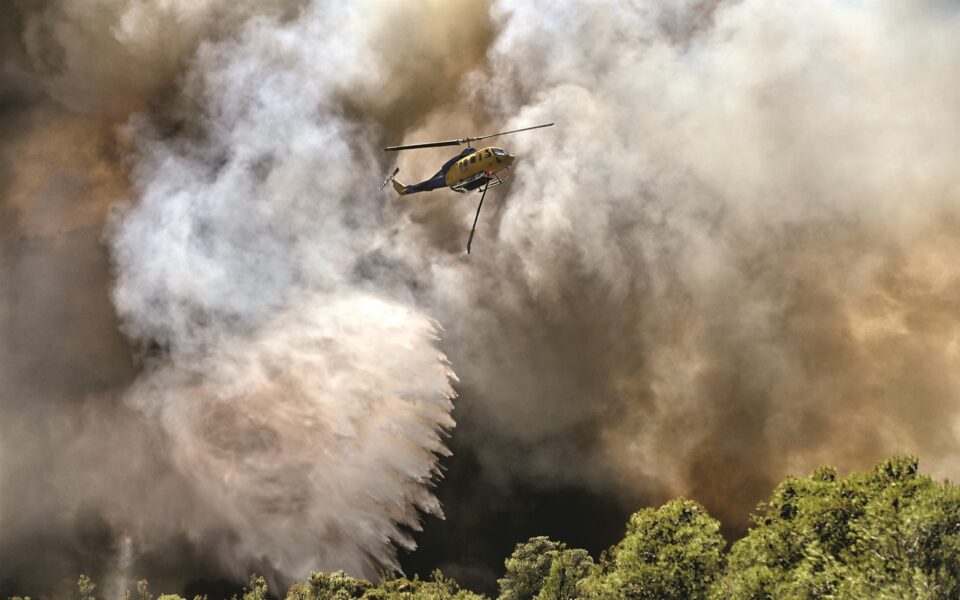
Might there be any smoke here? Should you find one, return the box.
[424,0,960,526]
[4,0,960,596]
[1,0,482,594]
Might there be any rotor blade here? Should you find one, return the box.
[466,182,489,254]
[385,123,554,151]
[469,122,555,143]
[384,140,462,152]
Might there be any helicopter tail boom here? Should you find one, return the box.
[392,178,408,195]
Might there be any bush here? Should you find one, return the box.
[579,499,725,600]
[711,456,960,599]
[498,537,592,600]
[51,456,960,600]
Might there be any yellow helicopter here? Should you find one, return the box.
[380,122,554,253]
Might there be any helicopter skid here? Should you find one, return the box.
[452,171,507,193]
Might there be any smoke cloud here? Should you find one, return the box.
[3,0,960,596]
[429,0,960,524]
[1,0,482,594]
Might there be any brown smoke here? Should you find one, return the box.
[0,97,138,596]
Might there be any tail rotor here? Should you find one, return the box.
[378,167,400,191]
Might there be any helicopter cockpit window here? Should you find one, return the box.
[470,156,477,164]
[484,150,491,158]
[493,148,507,156]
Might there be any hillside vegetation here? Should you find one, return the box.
[26,456,958,600]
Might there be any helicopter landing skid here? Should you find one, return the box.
[481,172,508,190]
[452,170,507,194]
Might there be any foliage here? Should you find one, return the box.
[38,457,960,600]
[72,576,196,600]
[579,499,725,600]
[78,575,96,600]
[137,580,154,600]
[284,569,483,600]
[711,456,960,599]
[241,576,269,600]
[498,537,563,600]
[498,537,592,600]
[364,570,486,600]
[285,570,371,600]
[535,549,593,600]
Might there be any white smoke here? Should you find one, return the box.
[107,0,458,584]
[122,295,454,578]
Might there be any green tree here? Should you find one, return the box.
[285,571,371,600]
[285,570,486,600]
[710,456,960,599]
[78,575,96,600]
[243,576,269,600]
[498,537,591,600]
[536,549,593,600]
[366,570,486,600]
[137,580,153,600]
[579,499,725,600]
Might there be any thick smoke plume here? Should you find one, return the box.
[3,0,960,596]
[1,0,483,595]
[427,0,960,527]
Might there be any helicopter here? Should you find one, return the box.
[380,122,554,253]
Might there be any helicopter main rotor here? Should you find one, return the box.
[384,122,554,152]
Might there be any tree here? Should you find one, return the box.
[710,456,960,599]
[366,570,486,600]
[285,571,371,600]
[78,575,96,600]
[33,455,960,600]
[498,537,591,600]
[243,576,269,600]
[285,570,486,600]
[536,549,593,600]
[138,580,153,600]
[579,499,725,600]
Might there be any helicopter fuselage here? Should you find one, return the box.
[445,146,514,190]
[392,146,514,196]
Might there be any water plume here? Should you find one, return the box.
[1,0,483,594]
